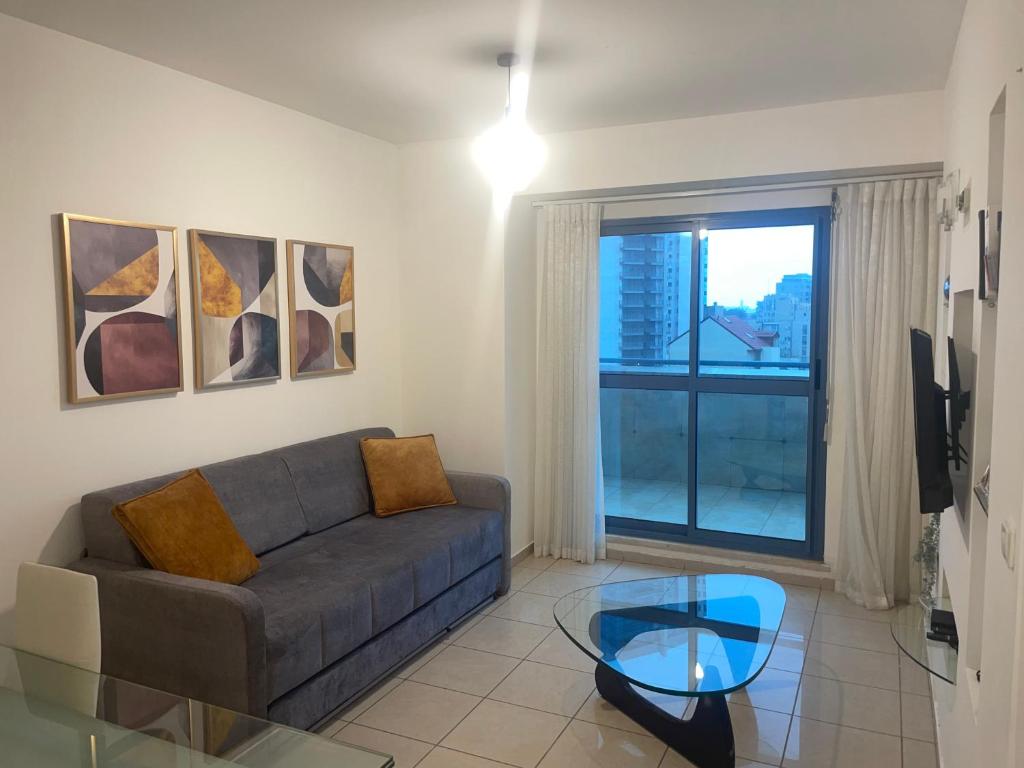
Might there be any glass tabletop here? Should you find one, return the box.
[890,599,957,685]
[0,644,393,767]
[553,574,786,696]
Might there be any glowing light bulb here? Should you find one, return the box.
[472,114,547,195]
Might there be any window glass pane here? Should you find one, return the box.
[695,392,807,541]
[600,232,692,374]
[698,225,814,377]
[601,388,687,525]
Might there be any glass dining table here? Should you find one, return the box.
[553,573,786,768]
[0,643,393,767]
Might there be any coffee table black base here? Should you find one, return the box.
[594,663,735,768]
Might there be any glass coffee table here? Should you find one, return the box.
[553,574,786,768]
[0,643,393,767]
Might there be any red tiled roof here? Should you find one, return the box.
[710,315,777,349]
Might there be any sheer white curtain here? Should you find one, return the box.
[533,202,606,563]
[832,178,941,608]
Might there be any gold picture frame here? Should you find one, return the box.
[286,239,356,379]
[188,229,281,389]
[60,213,184,404]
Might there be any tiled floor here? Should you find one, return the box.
[320,557,938,768]
[605,478,807,541]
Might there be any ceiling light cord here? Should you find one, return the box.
[472,51,547,195]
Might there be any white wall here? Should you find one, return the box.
[0,15,405,640]
[931,0,1024,766]
[399,91,946,559]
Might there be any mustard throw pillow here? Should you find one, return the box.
[360,435,457,516]
[112,469,260,585]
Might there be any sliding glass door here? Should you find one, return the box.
[599,208,830,558]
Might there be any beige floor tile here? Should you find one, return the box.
[519,555,560,571]
[575,689,648,735]
[781,585,821,613]
[801,641,899,691]
[729,702,790,765]
[902,737,938,768]
[521,571,604,598]
[538,720,666,767]
[418,747,513,768]
[810,614,897,654]
[444,614,485,645]
[490,591,561,627]
[899,657,932,696]
[604,562,683,582]
[489,660,595,717]
[783,717,901,767]
[816,591,899,624]
[512,566,545,590]
[441,699,569,768]
[453,616,552,658]
[901,693,935,742]
[528,630,598,673]
[767,637,808,674]
[548,558,623,579]
[393,643,444,678]
[794,676,900,736]
[409,645,520,696]
[334,723,432,768]
[337,677,403,721]
[316,715,347,738]
[355,680,481,743]
[727,668,800,714]
[780,608,815,638]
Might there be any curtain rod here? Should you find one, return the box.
[529,170,941,208]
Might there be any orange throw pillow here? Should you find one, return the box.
[360,435,457,516]
[112,469,259,585]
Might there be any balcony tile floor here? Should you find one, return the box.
[604,478,807,541]
[321,558,938,768]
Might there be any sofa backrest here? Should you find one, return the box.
[268,427,394,533]
[80,427,392,566]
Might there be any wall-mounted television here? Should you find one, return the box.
[909,329,970,514]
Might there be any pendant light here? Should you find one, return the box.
[472,52,547,195]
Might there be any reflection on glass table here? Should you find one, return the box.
[890,599,957,685]
[553,574,785,768]
[0,643,393,767]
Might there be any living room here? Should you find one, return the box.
[0,1,1022,766]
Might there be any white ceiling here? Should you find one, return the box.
[0,0,965,144]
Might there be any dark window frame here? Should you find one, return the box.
[600,207,831,560]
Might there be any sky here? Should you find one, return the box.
[705,225,814,307]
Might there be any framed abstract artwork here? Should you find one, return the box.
[286,240,355,378]
[188,229,280,388]
[60,213,183,404]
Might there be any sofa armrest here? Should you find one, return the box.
[69,558,268,717]
[446,471,512,595]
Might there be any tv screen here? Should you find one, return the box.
[910,329,953,514]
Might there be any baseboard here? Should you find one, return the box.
[607,535,835,589]
[517,536,835,589]
[511,542,534,566]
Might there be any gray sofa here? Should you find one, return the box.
[69,427,510,730]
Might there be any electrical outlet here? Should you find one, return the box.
[1000,521,1016,570]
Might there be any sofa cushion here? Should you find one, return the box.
[82,472,185,566]
[246,504,503,700]
[360,435,457,517]
[199,454,307,555]
[270,427,394,533]
[113,469,260,584]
